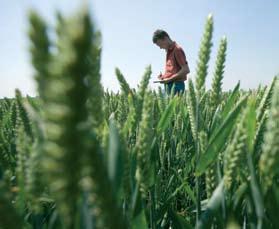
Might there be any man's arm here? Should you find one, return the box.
[163,47,190,82]
[162,64,190,82]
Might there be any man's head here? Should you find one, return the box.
[152,29,172,50]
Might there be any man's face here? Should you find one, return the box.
[155,38,169,50]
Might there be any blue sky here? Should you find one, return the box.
[0,0,279,97]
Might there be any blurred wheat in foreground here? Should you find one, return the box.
[0,6,278,229]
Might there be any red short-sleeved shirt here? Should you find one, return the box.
[163,42,188,81]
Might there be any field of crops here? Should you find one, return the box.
[0,7,278,229]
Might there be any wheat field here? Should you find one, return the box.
[0,7,278,229]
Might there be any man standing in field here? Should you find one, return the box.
[153,29,190,95]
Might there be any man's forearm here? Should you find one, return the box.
[169,69,187,81]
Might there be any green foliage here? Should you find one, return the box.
[196,95,247,176]
[135,91,155,198]
[259,76,279,192]
[195,14,214,99]
[210,36,227,113]
[187,79,198,142]
[223,110,247,190]
[0,181,23,229]
[39,8,95,228]
[0,6,278,229]
[15,89,34,141]
[115,67,132,96]
[135,65,152,124]
[28,10,51,100]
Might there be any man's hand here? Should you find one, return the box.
[157,71,163,80]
